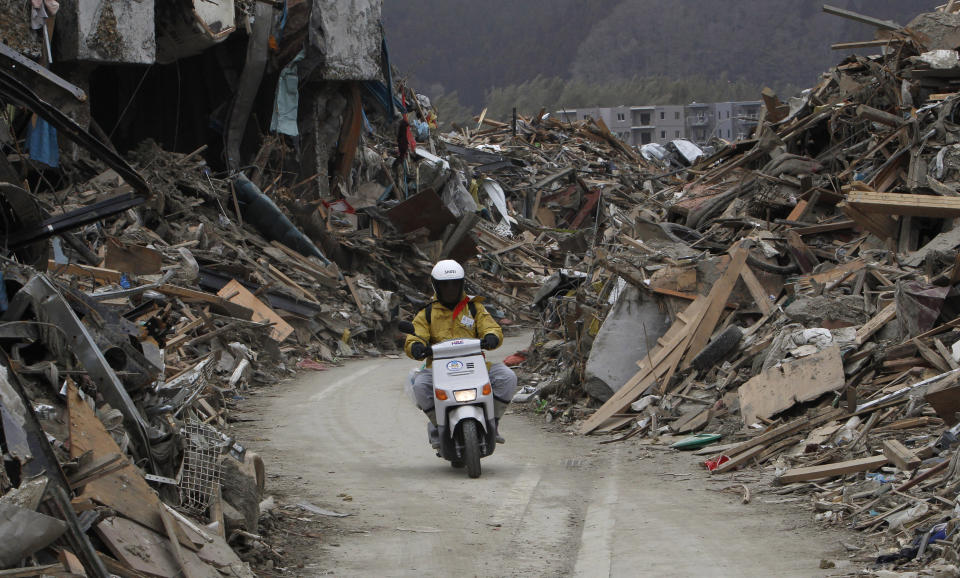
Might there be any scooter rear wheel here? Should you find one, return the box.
[461,420,482,478]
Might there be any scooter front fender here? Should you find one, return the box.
[446,405,487,436]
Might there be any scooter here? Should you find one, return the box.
[399,322,497,478]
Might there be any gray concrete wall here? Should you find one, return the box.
[56,0,156,64]
[310,0,384,80]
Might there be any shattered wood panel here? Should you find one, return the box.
[308,0,383,81]
[738,346,845,425]
[217,280,294,342]
[67,383,192,549]
[96,517,220,578]
[104,239,162,274]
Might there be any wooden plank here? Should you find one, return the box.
[856,302,897,345]
[216,279,294,342]
[842,204,898,239]
[570,190,600,229]
[59,550,85,576]
[46,261,123,283]
[158,503,198,578]
[822,5,902,30]
[832,39,904,50]
[711,445,766,474]
[739,265,772,315]
[156,285,253,320]
[785,200,808,222]
[724,408,845,458]
[67,383,191,548]
[882,439,921,471]
[784,230,818,274]
[738,346,845,425]
[267,264,317,303]
[793,258,866,289]
[914,338,952,373]
[847,191,960,218]
[935,338,960,370]
[649,287,737,309]
[104,240,162,275]
[680,246,749,369]
[0,565,66,577]
[777,455,888,483]
[792,220,856,235]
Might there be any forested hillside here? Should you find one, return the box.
[383,0,921,124]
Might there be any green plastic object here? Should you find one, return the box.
[670,433,722,450]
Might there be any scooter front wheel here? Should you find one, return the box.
[461,419,482,478]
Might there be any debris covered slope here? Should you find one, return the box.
[492,3,960,574]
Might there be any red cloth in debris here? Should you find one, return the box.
[503,350,528,367]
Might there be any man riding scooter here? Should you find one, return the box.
[405,259,518,449]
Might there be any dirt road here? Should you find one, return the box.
[237,334,851,577]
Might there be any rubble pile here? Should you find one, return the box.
[5,0,960,573]
[476,3,960,573]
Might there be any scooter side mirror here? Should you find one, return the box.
[397,321,416,335]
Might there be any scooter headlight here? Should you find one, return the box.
[453,388,477,402]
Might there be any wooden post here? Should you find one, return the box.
[441,213,480,259]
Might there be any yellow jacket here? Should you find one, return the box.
[404,294,503,367]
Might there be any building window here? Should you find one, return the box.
[675,130,680,137]
[717,111,721,119]
[660,111,665,120]
[660,130,665,138]
[641,132,652,144]
[726,111,730,119]
[641,112,650,125]
[674,111,680,120]
[727,129,731,138]
[617,113,625,121]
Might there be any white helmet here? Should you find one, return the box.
[430,260,465,306]
[431,259,464,281]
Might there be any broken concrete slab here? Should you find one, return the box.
[584,285,670,402]
[308,0,383,81]
[0,502,67,568]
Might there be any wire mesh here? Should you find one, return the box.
[178,420,223,515]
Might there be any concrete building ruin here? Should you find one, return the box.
[0,0,389,201]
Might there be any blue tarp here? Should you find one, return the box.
[26,116,58,167]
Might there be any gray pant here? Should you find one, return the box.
[413,362,518,417]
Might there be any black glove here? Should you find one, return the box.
[411,342,429,360]
[481,334,499,350]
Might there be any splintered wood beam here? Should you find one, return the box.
[842,203,898,239]
[822,5,902,31]
[847,191,960,218]
[856,302,897,345]
[777,455,888,483]
[882,439,921,471]
[832,39,904,50]
[791,220,856,235]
